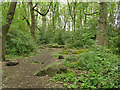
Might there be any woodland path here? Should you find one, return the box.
[2,45,64,88]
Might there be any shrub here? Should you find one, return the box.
[6,29,37,56]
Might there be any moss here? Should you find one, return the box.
[48,44,60,48]
[48,45,53,48]
[69,62,79,65]
[39,46,45,49]
[72,50,79,54]
[32,61,40,64]
[58,45,66,48]
[62,50,69,54]
[52,45,60,48]
[79,49,88,53]
[72,49,88,54]
[48,48,54,51]
[34,63,69,77]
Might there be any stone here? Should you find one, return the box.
[6,61,19,66]
[58,55,64,59]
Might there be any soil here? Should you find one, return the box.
[2,45,65,88]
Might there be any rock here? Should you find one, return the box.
[41,62,44,64]
[58,55,64,59]
[6,61,19,66]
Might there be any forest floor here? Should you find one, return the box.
[2,45,65,88]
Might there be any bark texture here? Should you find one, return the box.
[96,2,108,47]
[2,2,17,60]
[42,16,46,36]
[29,1,35,39]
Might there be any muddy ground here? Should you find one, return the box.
[2,46,65,88]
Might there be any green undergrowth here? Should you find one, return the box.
[60,48,89,55]
[53,53,62,58]
[6,49,39,60]
[50,49,119,88]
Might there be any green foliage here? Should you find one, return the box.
[71,49,88,54]
[2,2,119,88]
[109,35,120,54]
[34,71,41,76]
[53,53,61,58]
[61,49,72,54]
[6,29,37,56]
[65,28,96,48]
[50,71,79,88]
[54,29,65,45]
[52,50,119,88]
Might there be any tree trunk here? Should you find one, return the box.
[52,4,55,39]
[63,6,67,31]
[118,1,120,53]
[96,2,108,47]
[118,1,120,28]
[42,16,46,36]
[29,1,35,39]
[79,3,82,28]
[73,2,76,32]
[2,2,17,61]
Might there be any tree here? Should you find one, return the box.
[96,2,108,47]
[117,1,120,53]
[33,2,52,37]
[20,1,36,40]
[118,1,120,28]
[67,1,77,32]
[29,0,35,40]
[2,1,17,61]
[51,2,56,39]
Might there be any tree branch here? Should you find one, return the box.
[67,2,73,20]
[33,3,38,9]
[20,13,30,27]
[33,2,52,16]
[85,12,99,16]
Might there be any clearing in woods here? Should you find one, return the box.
[2,45,64,88]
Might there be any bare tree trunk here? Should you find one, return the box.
[68,20,70,32]
[29,1,35,39]
[118,1,120,28]
[73,2,76,32]
[42,16,46,36]
[96,2,108,47]
[63,6,67,31]
[79,3,82,28]
[118,1,120,53]
[2,2,17,61]
[52,3,55,40]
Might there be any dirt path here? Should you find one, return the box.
[2,46,64,88]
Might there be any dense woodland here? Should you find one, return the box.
[1,0,120,88]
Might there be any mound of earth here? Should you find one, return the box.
[34,63,69,77]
